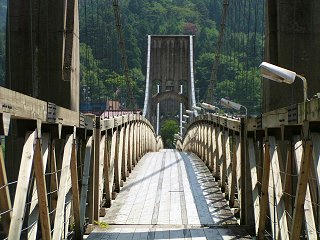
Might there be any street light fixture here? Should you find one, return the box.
[192,105,202,112]
[186,110,195,115]
[200,102,220,111]
[220,98,248,116]
[259,62,308,102]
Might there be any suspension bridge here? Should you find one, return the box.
[1,0,320,240]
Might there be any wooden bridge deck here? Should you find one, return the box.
[86,150,250,240]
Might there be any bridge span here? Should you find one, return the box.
[87,150,250,240]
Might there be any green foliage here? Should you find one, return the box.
[160,120,179,149]
[0,0,264,115]
[79,0,264,114]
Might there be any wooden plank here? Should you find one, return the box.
[105,129,117,205]
[132,123,137,166]
[257,142,271,240]
[229,133,237,207]
[311,133,320,234]
[27,134,50,240]
[49,141,59,222]
[128,124,133,172]
[269,136,289,240]
[0,139,12,236]
[87,135,96,222]
[221,131,227,190]
[80,136,93,228]
[235,135,242,213]
[225,132,232,197]
[283,142,293,229]
[292,138,317,239]
[215,127,222,179]
[93,124,101,221]
[115,126,124,192]
[122,125,129,181]
[0,87,47,121]
[70,139,81,239]
[8,131,36,240]
[98,135,106,206]
[32,137,51,240]
[247,138,260,235]
[52,134,73,240]
[210,125,216,172]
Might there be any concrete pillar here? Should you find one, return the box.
[263,0,320,112]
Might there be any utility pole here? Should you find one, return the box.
[207,0,229,104]
[112,0,136,109]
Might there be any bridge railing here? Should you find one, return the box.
[180,98,320,239]
[0,86,163,239]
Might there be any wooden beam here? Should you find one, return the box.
[269,136,289,240]
[98,135,106,209]
[52,134,73,240]
[33,137,51,240]
[291,139,316,239]
[28,134,50,240]
[105,129,117,205]
[247,138,260,235]
[122,125,129,181]
[49,141,59,223]
[8,131,36,240]
[283,142,293,229]
[0,139,12,236]
[93,121,100,221]
[257,142,271,240]
[115,127,124,192]
[70,140,81,239]
[80,136,93,229]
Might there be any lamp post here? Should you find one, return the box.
[220,98,248,116]
[259,62,308,120]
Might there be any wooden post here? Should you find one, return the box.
[98,135,106,207]
[80,136,93,229]
[291,140,314,239]
[0,140,12,236]
[49,141,59,223]
[115,126,124,192]
[70,139,81,239]
[93,117,100,221]
[52,134,73,240]
[269,136,289,240]
[8,131,36,240]
[257,142,271,239]
[28,135,51,240]
[247,138,260,235]
[222,130,230,193]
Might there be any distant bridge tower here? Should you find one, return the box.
[143,35,197,130]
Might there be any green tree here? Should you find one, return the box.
[160,120,179,149]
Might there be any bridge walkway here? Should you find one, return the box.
[86,150,250,240]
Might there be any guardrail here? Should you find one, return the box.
[0,86,163,240]
[179,97,320,239]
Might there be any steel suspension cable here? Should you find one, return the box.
[112,0,136,109]
[206,0,229,104]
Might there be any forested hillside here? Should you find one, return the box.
[0,0,265,114]
[79,0,265,113]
